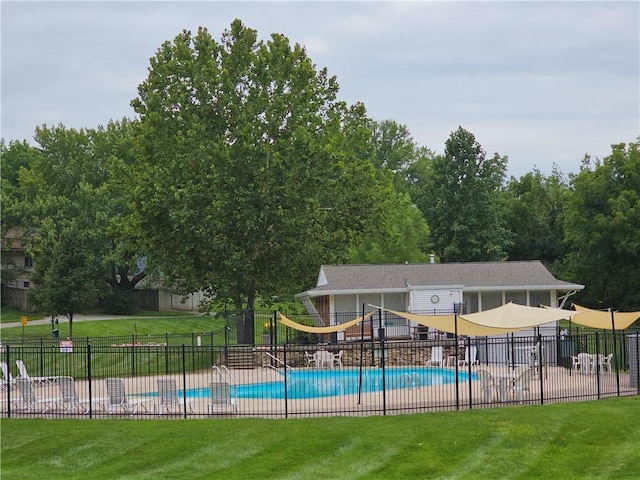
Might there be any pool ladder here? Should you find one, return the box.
[212,365,236,385]
[263,351,295,376]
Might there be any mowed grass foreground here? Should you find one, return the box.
[2,397,639,479]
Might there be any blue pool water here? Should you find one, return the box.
[176,367,476,400]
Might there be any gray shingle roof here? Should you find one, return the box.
[299,261,583,297]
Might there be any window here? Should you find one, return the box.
[24,256,33,267]
[23,281,30,288]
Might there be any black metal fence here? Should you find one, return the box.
[2,330,639,419]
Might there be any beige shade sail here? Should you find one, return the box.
[571,304,640,330]
[278,311,375,334]
[380,302,575,336]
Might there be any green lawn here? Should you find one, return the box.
[1,397,638,479]
[1,315,224,341]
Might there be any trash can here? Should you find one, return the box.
[559,338,574,369]
[52,329,59,339]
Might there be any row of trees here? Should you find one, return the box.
[2,20,639,335]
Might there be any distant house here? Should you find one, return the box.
[296,260,584,340]
[0,229,203,313]
[1,229,35,311]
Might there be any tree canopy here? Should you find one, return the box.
[130,20,393,309]
[562,141,640,310]
[416,126,510,262]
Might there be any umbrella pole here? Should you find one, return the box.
[454,313,459,411]
[611,309,620,396]
[357,303,365,405]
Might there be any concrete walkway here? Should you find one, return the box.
[0,314,171,329]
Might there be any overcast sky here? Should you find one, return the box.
[2,1,638,178]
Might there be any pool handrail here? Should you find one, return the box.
[263,352,296,374]
[212,365,236,385]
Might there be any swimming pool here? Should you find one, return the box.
[176,367,476,400]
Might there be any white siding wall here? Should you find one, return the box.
[410,289,462,312]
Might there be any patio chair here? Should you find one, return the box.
[15,377,57,413]
[571,355,581,372]
[15,359,58,385]
[155,378,193,414]
[333,350,344,368]
[57,376,105,414]
[208,381,238,414]
[426,346,444,366]
[476,369,499,402]
[0,362,16,390]
[600,353,614,373]
[508,367,535,403]
[105,378,151,415]
[304,351,316,367]
[314,350,334,369]
[458,345,478,367]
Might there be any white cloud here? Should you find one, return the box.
[1,1,638,178]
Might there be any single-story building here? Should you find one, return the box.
[296,260,584,341]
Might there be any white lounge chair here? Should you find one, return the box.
[15,378,57,413]
[57,376,105,414]
[16,359,58,385]
[208,381,238,414]
[105,378,151,415]
[458,345,479,366]
[0,362,16,390]
[155,378,193,414]
[426,346,444,366]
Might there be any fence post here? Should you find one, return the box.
[595,332,601,399]
[537,333,544,405]
[40,338,44,376]
[5,345,11,417]
[210,331,214,367]
[87,344,93,418]
[131,341,136,378]
[283,342,289,419]
[378,309,387,416]
[182,344,187,419]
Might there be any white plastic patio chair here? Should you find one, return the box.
[508,367,536,403]
[332,350,344,368]
[476,369,499,402]
[105,378,151,415]
[600,353,614,373]
[304,351,316,367]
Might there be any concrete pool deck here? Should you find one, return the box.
[2,363,636,418]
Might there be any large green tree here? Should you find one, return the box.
[8,120,145,316]
[130,20,392,311]
[419,126,510,262]
[370,119,434,194]
[348,192,431,264]
[503,166,567,265]
[563,141,640,310]
[30,197,106,338]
